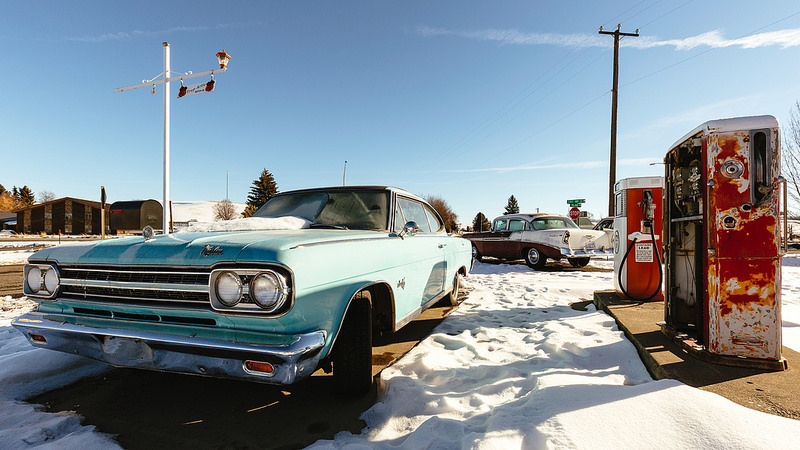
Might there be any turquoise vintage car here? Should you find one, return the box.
[12,186,472,394]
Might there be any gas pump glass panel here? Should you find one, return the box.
[663,115,784,364]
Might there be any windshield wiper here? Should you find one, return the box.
[310,223,349,230]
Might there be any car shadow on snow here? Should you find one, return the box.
[471,258,613,274]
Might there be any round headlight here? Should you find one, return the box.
[250,272,285,311]
[26,267,42,293]
[43,268,59,294]
[215,271,242,307]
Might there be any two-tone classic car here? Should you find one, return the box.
[465,213,612,270]
[12,186,472,394]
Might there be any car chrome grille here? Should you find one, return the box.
[58,266,211,309]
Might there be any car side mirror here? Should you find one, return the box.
[399,221,420,238]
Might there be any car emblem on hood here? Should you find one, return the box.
[201,245,224,257]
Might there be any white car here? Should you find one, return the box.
[465,213,613,269]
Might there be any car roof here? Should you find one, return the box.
[493,213,570,221]
[274,186,426,203]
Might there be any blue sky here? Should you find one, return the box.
[4,1,800,225]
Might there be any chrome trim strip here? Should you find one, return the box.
[290,235,400,249]
[59,293,208,305]
[559,248,615,257]
[61,279,208,292]
[61,268,210,277]
[11,312,325,385]
[290,233,446,250]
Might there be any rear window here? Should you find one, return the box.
[531,217,579,230]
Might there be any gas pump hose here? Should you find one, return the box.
[617,221,663,301]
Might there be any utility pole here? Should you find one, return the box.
[599,25,638,217]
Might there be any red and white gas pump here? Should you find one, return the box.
[613,177,664,301]
[663,115,786,368]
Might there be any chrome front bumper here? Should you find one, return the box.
[11,312,325,385]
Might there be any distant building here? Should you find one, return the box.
[0,212,15,230]
[15,198,107,235]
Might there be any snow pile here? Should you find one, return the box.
[0,249,36,265]
[311,261,800,448]
[171,200,247,223]
[180,216,311,233]
[0,296,119,448]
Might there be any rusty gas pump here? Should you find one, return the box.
[613,177,664,301]
[662,115,787,369]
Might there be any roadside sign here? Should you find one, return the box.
[178,80,216,98]
[569,207,581,220]
[567,199,586,206]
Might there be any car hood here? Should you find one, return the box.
[30,229,386,266]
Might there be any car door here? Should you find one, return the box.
[394,197,447,309]
[483,219,512,257]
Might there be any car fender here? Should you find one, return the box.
[324,281,395,358]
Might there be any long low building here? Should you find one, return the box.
[15,197,107,235]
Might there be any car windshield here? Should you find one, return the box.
[531,217,580,230]
[254,190,390,231]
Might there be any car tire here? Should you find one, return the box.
[445,272,461,306]
[524,247,547,270]
[332,290,373,395]
[568,257,590,268]
[472,244,482,262]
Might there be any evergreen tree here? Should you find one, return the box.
[17,186,35,206]
[472,212,490,232]
[0,184,5,195]
[243,169,279,217]
[504,195,520,214]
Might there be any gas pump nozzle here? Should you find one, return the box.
[642,190,655,220]
[641,190,655,233]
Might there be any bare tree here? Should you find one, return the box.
[425,195,458,234]
[784,101,800,216]
[37,190,55,203]
[213,199,239,221]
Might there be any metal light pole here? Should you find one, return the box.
[163,43,170,234]
[343,160,348,186]
[115,43,231,233]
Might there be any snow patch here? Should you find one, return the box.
[180,216,311,233]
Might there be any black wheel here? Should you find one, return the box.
[472,244,482,262]
[524,247,547,270]
[445,272,461,306]
[568,257,590,268]
[332,290,373,394]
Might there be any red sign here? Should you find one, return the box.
[568,207,581,220]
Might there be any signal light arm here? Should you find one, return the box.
[113,67,227,93]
